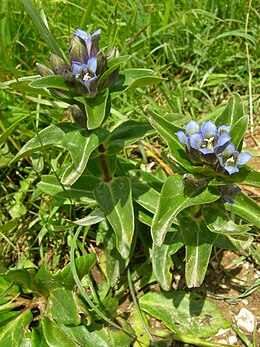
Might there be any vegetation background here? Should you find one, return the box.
[0,0,259,346]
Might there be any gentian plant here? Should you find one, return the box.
[1,11,260,346]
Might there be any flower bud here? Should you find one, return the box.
[68,36,88,65]
[50,54,70,75]
[107,47,119,61]
[68,105,86,128]
[36,63,54,77]
[96,51,107,76]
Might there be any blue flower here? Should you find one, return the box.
[176,120,230,164]
[217,143,252,175]
[37,29,119,99]
[219,184,241,204]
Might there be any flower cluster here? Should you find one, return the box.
[37,29,119,98]
[176,120,252,175]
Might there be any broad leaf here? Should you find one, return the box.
[202,204,251,234]
[179,216,217,288]
[30,75,69,91]
[214,234,253,250]
[37,174,100,204]
[0,308,33,346]
[152,175,220,246]
[110,69,165,98]
[228,191,260,228]
[12,123,109,185]
[152,230,183,291]
[131,181,160,214]
[46,288,81,325]
[215,93,247,150]
[76,89,110,130]
[41,317,77,347]
[139,291,230,338]
[213,166,260,188]
[103,226,129,287]
[35,254,96,292]
[72,209,105,226]
[94,177,135,259]
[106,120,154,154]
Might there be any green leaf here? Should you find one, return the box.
[106,120,154,153]
[72,210,105,226]
[41,317,77,347]
[94,177,135,259]
[31,326,48,347]
[202,204,251,234]
[152,230,183,291]
[37,174,100,204]
[215,93,248,149]
[21,0,64,59]
[98,55,130,87]
[0,309,33,346]
[149,112,194,172]
[46,288,81,325]
[214,234,253,251]
[131,181,160,214]
[12,123,109,185]
[3,269,33,290]
[229,115,248,150]
[110,69,165,98]
[76,89,110,130]
[179,216,217,288]
[29,75,69,91]
[103,226,129,287]
[213,166,260,188]
[152,175,220,246]
[228,191,260,228]
[35,254,96,292]
[139,291,230,338]
[0,115,30,148]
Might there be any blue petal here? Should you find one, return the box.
[74,29,88,40]
[71,62,87,77]
[175,131,186,144]
[224,165,239,175]
[218,125,230,134]
[201,121,217,138]
[87,57,97,75]
[190,133,203,149]
[237,152,252,165]
[222,143,236,157]
[186,120,200,136]
[217,133,230,147]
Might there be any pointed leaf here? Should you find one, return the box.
[110,69,165,98]
[149,112,194,172]
[152,230,183,291]
[76,89,110,130]
[179,216,217,288]
[228,191,260,228]
[229,115,248,149]
[41,317,77,347]
[214,234,253,250]
[139,291,230,338]
[98,55,130,86]
[0,309,33,346]
[152,175,220,246]
[94,177,135,259]
[131,181,160,214]
[202,204,251,234]
[37,174,100,204]
[12,123,109,185]
[29,75,69,91]
[46,288,81,325]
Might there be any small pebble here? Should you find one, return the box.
[211,260,218,270]
[236,308,256,333]
[228,335,238,344]
[242,299,249,305]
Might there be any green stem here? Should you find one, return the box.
[99,144,111,182]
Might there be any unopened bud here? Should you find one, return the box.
[68,36,88,65]
[36,63,54,77]
[50,54,70,75]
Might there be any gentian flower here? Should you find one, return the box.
[176,120,230,164]
[217,143,252,175]
[36,29,120,99]
[219,184,241,204]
